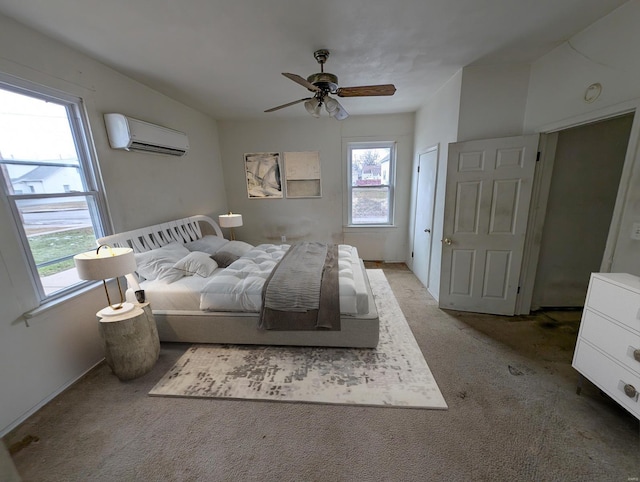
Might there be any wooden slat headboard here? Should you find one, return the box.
[98,215,224,253]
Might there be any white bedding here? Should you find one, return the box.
[200,243,367,314]
[137,243,368,314]
[137,274,211,311]
[102,215,379,347]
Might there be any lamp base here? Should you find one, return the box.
[98,302,135,317]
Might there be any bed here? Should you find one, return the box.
[97,215,379,347]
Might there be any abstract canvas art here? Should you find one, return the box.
[245,152,282,198]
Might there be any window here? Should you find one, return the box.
[0,78,109,303]
[347,141,395,225]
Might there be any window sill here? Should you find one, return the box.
[344,224,397,229]
[22,281,101,320]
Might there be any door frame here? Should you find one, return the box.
[411,144,439,291]
[515,132,558,315]
[516,100,640,314]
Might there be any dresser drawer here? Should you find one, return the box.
[573,340,640,419]
[587,277,640,333]
[579,309,640,377]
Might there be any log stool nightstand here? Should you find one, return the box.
[97,303,160,381]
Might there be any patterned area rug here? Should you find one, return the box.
[149,270,447,409]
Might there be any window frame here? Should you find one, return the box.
[346,140,396,227]
[0,75,111,304]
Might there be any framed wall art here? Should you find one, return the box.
[244,152,283,199]
[283,151,321,198]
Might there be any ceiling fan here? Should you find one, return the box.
[264,49,396,120]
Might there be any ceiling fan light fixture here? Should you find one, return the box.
[325,96,339,116]
[333,106,349,121]
[304,98,322,117]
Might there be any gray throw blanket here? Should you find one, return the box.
[259,242,341,331]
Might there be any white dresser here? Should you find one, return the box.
[572,273,640,419]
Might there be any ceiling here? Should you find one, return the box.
[0,0,630,120]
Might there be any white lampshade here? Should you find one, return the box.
[325,96,339,116]
[74,246,137,317]
[304,99,321,118]
[218,213,243,228]
[74,247,136,280]
[333,104,349,120]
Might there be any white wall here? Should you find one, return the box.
[0,13,226,435]
[524,0,640,277]
[411,71,462,299]
[217,114,414,262]
[457,64,530,142]
[524,0,640,132]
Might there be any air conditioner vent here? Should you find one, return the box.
[104,113,189,157]
[129,142,188,156]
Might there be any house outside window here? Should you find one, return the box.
[0,77,110,302]
[347,141,395,225]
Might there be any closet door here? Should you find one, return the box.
[411,146,438,291]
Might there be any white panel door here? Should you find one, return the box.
[412,147,438,290]
[439,135,539,315]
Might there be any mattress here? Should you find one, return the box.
[135,243,368,314]
[137,273,212,311]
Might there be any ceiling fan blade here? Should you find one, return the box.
[336,84,396,97]
[264,97,312,113]
[282,72,321,92]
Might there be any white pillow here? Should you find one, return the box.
[184,235,229,255]
[216,240,254,257]
[134,242,191,283]
[173,251,218,278]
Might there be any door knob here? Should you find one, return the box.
[443,238,452,245]
[623,384,637,399]
[424,228,431,233]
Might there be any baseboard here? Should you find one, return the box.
[1,359,104,438]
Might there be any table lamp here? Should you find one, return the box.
[218,212,243,240]
[74,245,137,317]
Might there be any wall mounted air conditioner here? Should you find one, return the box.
[104,113,189,156]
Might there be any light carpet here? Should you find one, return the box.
[149,270,447,409]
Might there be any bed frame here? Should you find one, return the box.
[98,215,379,348]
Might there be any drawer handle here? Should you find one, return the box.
[624,384,637,399]
[634,349,640,362]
